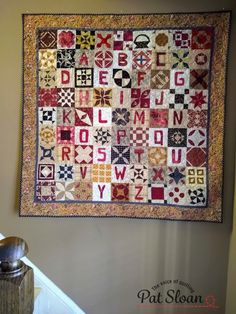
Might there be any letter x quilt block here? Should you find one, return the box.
[20,12,231,221]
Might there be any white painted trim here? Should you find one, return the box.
[0,233,85,314]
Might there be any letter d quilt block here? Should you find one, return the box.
[20,12,231,221]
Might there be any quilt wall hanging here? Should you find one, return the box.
[20,12,231,221]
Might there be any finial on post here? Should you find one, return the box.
[0,236,34,314]
[0,237,28,273]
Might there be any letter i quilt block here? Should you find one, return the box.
[21,13,231,221]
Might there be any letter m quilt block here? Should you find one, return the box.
[20,12,231,221]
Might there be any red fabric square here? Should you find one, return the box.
[151,187,164,200]
[192,28,213,49]
[112,183,129,201]
[150,109,168,127]
[124,31,133,41]
[187,148,207,167]
[38,88,58,107]
[114,41,123,50]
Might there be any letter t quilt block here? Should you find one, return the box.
[20,12,231,221]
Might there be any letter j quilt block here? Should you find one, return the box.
[20,12,231,221]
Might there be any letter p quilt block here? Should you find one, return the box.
[20,12,231,221]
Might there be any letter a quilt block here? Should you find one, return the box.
[20,12,231,221]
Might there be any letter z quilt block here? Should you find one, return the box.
[20,12,231,221]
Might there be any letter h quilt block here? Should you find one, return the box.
[20,12,231,221]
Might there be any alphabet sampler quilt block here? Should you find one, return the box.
[21,12,230,221]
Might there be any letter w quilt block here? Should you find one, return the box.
[20,12,231,221]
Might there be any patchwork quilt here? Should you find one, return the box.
[20,12,230,221]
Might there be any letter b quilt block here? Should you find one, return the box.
[20,13,230,221]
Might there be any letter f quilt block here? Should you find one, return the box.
[20,12,231,221]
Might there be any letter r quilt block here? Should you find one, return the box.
[20,12,231,221]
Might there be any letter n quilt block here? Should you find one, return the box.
[21,13,231,221]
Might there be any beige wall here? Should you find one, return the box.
[0,1,235,314]
[226,163,236,314]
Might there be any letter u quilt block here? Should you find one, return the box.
[20,12,231,221]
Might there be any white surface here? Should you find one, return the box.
[0,233,86,314]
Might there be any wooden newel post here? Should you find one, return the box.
[0,237,34,314]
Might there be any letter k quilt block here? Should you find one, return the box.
[20,12,231,221]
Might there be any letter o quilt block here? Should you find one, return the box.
[20,12,231,221]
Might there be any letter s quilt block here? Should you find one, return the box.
[20,12,231,221]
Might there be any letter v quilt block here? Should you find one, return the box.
[20,12,231,221]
